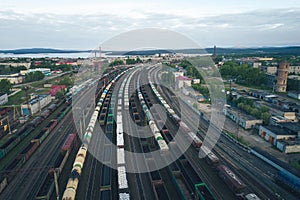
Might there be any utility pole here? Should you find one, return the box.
[236,110,240,141]
[23,86,30,116]
[13,105,20,120]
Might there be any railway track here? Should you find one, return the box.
[151,65,298,200]
[139,67,211,200]
[0,110,75,200]
[142,66,231,199]
[124,68,153,200]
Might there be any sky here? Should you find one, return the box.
[0,0,300,50]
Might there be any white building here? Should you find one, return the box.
[289,66,300,75]
[0,74,23,84]
[176,76,191,89]
[173,71,184,78]
[0,93,8,105]
[21,94,52,115]
[266,66,277,75]
[0,62,31,69]
[20,68,51,76]
[223,107,263,129]
[193,79,201,84]
[253,62,262,68]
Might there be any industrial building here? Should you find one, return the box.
[287,91,300,100]
[259,123,300,153]
[21,94,52,116]
[20,68,51,76]
[259,125,297,145]
[223,106,263,129]
[0,74,23,84]
[0,93,8,105]
[0,62,31,69]
[270,116,290,125]
[276,140,300,154]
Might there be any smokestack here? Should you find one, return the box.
[275,61,289,93]
[213,45,216,58]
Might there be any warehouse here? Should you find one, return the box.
[259,125,298,146]
[223,106,263,129]
[276,140,300,154]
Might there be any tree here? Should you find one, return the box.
[261,112,271,124]
[260,106,269,113]
[59,76,73,86]
[180,60,192,69]
[0,79,12,93]
[24,71,45,82]
[192,84,209,97]
[55,90,65,99]
[219,61,268,87]
[109,59,124,67]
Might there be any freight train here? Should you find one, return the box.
[137,73,169,152]
[0,103,59,160]
[148,78,202,148]
[116,74,131,199]
[147,69,252,196]
[62,68,131,200]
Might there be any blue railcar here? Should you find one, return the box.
[276,170,300,194]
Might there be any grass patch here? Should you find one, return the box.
[290,160,300,171]
[224,130,250,147]
[6,90,25,105]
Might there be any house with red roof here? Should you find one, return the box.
[176,76,191,89]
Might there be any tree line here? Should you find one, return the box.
[219,61,267,87]
[0,65,27,75]
[230,96,271,124]
[24,71,45,83]
[0,79,12,94]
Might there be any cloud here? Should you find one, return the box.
[0,8,299,49]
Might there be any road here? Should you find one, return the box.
[12,71,71,88]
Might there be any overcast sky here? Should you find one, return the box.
[0,0,299,50]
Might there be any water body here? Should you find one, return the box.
[0,52,93,58]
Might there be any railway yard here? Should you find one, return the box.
[0,63,299,200]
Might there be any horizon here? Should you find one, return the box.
[0,0,299,49]
[1,45,300,52]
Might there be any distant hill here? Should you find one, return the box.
[1,46,300,55]
[205,46,300,55]
[107,46,300,56]
[0,48,91,54]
